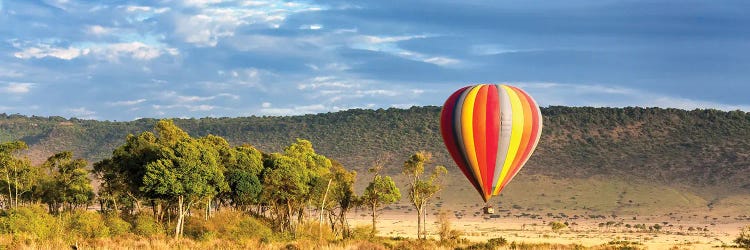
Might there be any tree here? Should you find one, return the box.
[360,170,400,236]
[93,130,162,214]
[223,145,264,212]
[140,120,229,239]
[0,141,34,209]
[261,139,333,234]
[402,151,448,239]
[40,151,94,213]
[262,153,310,232]
[327,160,357,238]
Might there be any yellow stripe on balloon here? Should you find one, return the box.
[460,85,484,189]
[493,85,525,195]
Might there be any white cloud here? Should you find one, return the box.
[174,1,325,46]
[300,24,322,30]
[183,0,225,7]
[87,25,112,36]
[350,34,461,67]
[423,57,460,66]
[13,42,177,62]
[261,102,272,108]
[358,35,428,44]
[298,76,358,90]
[260,104,327,115]
[14,45,90,60]
[108,99,147,106]
[514,82,750,111]
[67,107,97,119]
[469,44,542,56]
[1,83,34,94]
[94,42,173,61]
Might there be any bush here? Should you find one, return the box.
[460,237,507,250]
[549,221,567,232]
[350,225,375,240]
[184,210,273,242]
[295,221,335,242]
[66,211,110,238]
[104,214,132,236]
[736,225,750,248]
[131,214,164,237]
[0,205,61,240]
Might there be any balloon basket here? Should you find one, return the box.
[483,205,494,214]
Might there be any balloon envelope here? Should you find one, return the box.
[440,84,543,202]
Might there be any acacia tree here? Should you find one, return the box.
[93,131,162,214]
[262,152,310,232]
[223,145,263,213]
[40,151,94,213]
[327,160,357,238]
[402,151,448,239]
[261,139,333,233]
[0,141,37,208]
[140,120,229,239]
[360,167,400,236]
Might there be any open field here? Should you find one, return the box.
[352,212,747,249]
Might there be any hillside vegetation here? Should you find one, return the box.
[1,106,748,192]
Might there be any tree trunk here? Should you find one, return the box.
[371,202,377,235]
[5,171,12,209]
[13,168,18,208]
[205,198,210,221]
[422,205,427,239]
[175,196,183,240]
[340,208,349,238]
[417,207,422,239]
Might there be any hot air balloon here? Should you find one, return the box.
[440,84,542,211]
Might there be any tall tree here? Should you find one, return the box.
[360,167,400,236]
[402,151,447,239]
[140,120,229,239]
[0,141,36,208]
[223,144,263,212]
[327,160,357,238]
[40,151,95,213]
[93,131,162,214]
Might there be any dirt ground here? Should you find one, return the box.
[349,211,748,249]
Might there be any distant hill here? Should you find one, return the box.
[2,106,749,216]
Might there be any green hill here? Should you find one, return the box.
[2,106,749,216]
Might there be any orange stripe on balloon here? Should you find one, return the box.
[472,84,489,199]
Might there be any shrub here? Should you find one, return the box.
[460,237,507,250]
[736,225,750,248]
[131,214,164,237]
[0,205,61,240]
[350,225,375,240]
[184,210,273,242]
[104,214,131,236]
[295,221,335,242]
[184,217,216,241]
[549,221,567,232]
[66,211,110,238]
[437,210,463,245]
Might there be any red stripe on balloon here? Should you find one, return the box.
[484,85,500,197]
[440,86,482,197]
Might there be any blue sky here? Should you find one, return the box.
[0,0,748,120]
